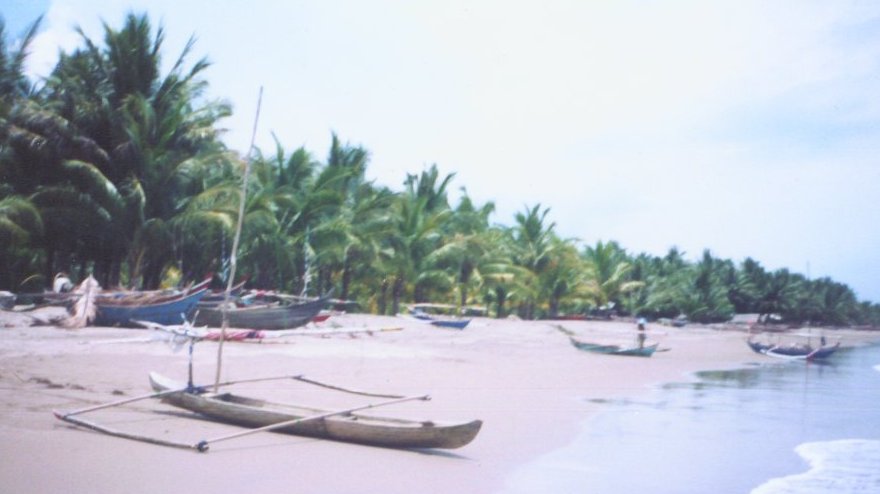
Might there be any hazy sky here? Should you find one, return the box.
[6,1,880,301]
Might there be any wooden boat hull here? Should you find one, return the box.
[149,373,481,449]
[430,319,471,329]
[194,297,329,330]
[569,337,658,357]
[95,289,208,327]
[747,339,839,360]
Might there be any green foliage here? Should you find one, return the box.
[0,11,875,328]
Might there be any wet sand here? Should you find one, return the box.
[1,310,876,493]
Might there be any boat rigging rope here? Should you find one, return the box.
[292,375,407,399]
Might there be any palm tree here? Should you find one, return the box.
[756,268,803,323]
[686,250,734,323]
[35,12,231,287]
[424,190,496,309]
[581,240,643,314]
[378,165,458,313]
[0,15,46,289]
[0,196,44,289]
[725,257,764,314]
[541,237,588,318]
[510,204,558,319]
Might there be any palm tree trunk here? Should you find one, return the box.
[341,259,352,301]
[495,287,507,319]
[45,247,56,289]
[392,275,404,315]
[378,278,388,315]
[549,291,560,318]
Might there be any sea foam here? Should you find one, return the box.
[751,439,880,494]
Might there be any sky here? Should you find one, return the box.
[5,1,880,302]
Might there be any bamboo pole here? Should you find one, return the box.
[291,375,407,399]
[54,374,302,419]
[195,394,430,452]
[54,412,199,451]
[215,87,263,393]
[55,388,194,418]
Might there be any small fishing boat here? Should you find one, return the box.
[149,372,482,450]
[94,288,209,327]
[429,318,471,329]
[747,337,840,360]
[569,336,659,357]
[407,307,471,329]
[193,295,330,330]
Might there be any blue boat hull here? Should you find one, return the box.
[430,319,471,329]
[95,289,208,327]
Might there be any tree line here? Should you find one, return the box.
[2,13,878,326]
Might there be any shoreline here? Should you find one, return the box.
[1,312,878,493]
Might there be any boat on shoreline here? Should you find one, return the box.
[94,287,209,327]
[569,336,659,357]
[747,337,840,360]
[192,295,330,330]
[149,372,482,450]
[408,305,472,329]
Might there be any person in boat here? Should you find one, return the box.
[636,317,647,349]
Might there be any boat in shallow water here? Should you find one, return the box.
[747,337,840,360]
[149,372,482,449]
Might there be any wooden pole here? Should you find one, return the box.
[54,374,302,419]
[54,388,194,418]
[215,86,263,393]
[54,412,199,451]
[195,394,430,452]
[292,375,407,399]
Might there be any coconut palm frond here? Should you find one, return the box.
[0,196,44,238]
[64,275,100,329]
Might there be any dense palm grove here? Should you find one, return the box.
[2,14,878,326]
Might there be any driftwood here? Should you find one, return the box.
[63,276,100,329]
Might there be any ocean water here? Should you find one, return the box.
[503,343,880,493]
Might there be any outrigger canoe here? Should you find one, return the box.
[747,338,840,360]
[569,336,659,357]
[149,372,482,449]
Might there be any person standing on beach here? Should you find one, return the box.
[636,317,647,349]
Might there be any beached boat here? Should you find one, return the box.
[193,295,330,330]
[94,288,208,327]
[429,318,471,329]
[149,372,482,449]
[569,336,659,357]
[747,338,840,360]
[408,307,471,329]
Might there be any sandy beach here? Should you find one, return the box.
[1,311,877,494]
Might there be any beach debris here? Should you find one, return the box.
[63,276,100,329]
[53,272,74,293]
